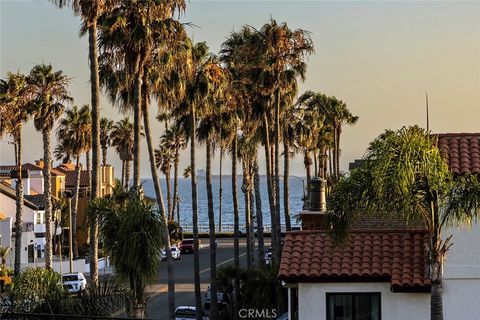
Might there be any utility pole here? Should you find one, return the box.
[426,92,430,132]
[68,196,73,273]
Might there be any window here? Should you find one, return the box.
[36,212,42,224]
[327,293,380,320]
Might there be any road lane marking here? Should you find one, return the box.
[147,252,247,299]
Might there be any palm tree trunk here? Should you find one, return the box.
[172,147,180,222]
[132,54,143,189]
[14,127,23,275]
[72,157,81,259]
[86,149,91,189]
[328,148,333,179]
[218,146,223,232]
[231,134,240,320]
[121,160,125,189]
[142,96,175,319]
[313,149,318,177]
[336,127,342,179]
[319,146,324,179]
[166,168,172,220]
[243,159,252,269]
[333,129,337,179]
[190,102,203,320]
[42,130,53,269]
[88,12,101,289]
[249,182,256,266]
[273,89,282,264]
[206,142,218,319]
[102,147,107,166]
[304,150,312,188]
[262,114,277,262]
[125,161,131,190]
[253,159,265,267]
[283,121,291,232]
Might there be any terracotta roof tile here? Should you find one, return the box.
[279,230,431,292]
[437,133,480,175]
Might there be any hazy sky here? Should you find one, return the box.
[1,1,479,178]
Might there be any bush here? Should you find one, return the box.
[8,267,70,314]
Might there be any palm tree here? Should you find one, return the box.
[154,141,174,219]
[28,63,72,269]
[254,20,313,263]
[327,126,480,320]
[196,58,229,319]
[50,0,107,286]
[100,117,114,166]
[110,118,134,190]
[92,189,164,319]
[0,72,31,275]
[56,105,92,259]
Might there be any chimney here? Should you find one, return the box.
[35,159,45,169]
[300,178,327,230]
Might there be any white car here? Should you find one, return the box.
[175,306,207,320]
[161,247,181,261]
[62,272,87,294]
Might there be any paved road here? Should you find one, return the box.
[145,239,260,319]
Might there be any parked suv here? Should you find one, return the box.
[180,239,201,254]
[62,272,87,294]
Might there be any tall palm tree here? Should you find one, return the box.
[56,105,92,259]
[0,72,32,275]
[28,63,72,268]
[100,117,114,166]
[110,118,134,190]
[327,126,480,320]
[196,58,229,319]
[51,0,107,285]
[255,20,313,263]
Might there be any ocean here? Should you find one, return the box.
[142,175,305,231]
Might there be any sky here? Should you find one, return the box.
[1,0,479,178]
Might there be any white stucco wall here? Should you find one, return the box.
[298,282,430,320]
[442,222,480,320]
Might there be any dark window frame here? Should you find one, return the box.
[326,292,381,320]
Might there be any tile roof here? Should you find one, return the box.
[0,163,65,176]
[437,133,480,175]
[0,183,39,210]
[64,170,89,188]
[24,194,46,210]
[279,230,431,292]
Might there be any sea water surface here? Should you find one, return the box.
[142,175,305,230]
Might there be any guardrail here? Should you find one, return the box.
[180,224,301,233]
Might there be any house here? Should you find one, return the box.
[280,133,480,320]
[0,182,62,265]
[54,163,114,245]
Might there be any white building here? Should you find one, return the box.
[0,171,61,266]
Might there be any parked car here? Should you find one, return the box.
[62,272,87,294]
[161,247,181,261]
[179,239,201,254]
[174,306,207,320]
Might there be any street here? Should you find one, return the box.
[145,239,255,319]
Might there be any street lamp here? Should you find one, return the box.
[289,175,306,200]
[62,190,75,273]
